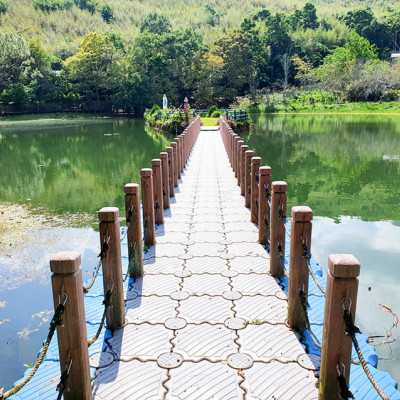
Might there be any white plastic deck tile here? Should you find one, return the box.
[91,128,318,399]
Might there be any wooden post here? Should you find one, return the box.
[152,159,164,225]
[240,145,249,196]
[141,168,156,246]
[237,140,244,186]
[250,157,262,223]
[270,181,287,277]
[166,147,175,197]
[171,142,179,188]
[175,137,182,179]
[124,184,143,278]
[244,150,254,208]
[233,136,240,177]
[181,133,186,170]
[258,166,272,245]
[160,152,170,209]
[319,255,360,400]
[50,252,92,400]
[98,207,125,329]
[287,206,313,329]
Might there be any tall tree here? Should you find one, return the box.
[65,32,121,106]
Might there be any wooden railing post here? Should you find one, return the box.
[237,140,244,186]
[98,207,125,329]
[160,152,170,209]
[175,137,182,179]
[152,159,164,225]
[287,206,313,329]
[181,133,186,170]
[233,136,240,177]
[319,254,360,400]
[141,168,156,246]
[240,145,249,196]
[50,252,92,400]
[251,156,262,223]
[270,181,287,277]
[170,142,179,188]
[244,150,254,208]
[124,184,143,278]
[166,147,175,197]
[258,166,272,245]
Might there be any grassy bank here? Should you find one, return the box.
[237,91,400,115]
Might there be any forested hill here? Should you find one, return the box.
[0,0,399,114]
[0,0,398,54]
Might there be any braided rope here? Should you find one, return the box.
[0,303,65,399]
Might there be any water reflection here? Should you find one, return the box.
[250,114,400,383]
[248,114,400,220]
[0,119,167,217]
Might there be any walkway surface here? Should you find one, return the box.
[91,127,319,399]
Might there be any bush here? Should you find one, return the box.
[0,0,7,14]
[101,4,114,23]
[211,110,222,117]
[34,0,73,11]
[150,104,160,114]
[207,105,217,117]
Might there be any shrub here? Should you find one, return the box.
[207,105,217,117]
[101,4,114,23]
[0,0,7,14]
[150,104,160,114]
[34,0,73,11]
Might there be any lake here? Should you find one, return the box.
[0,114,399,390]
[247,113,400,383]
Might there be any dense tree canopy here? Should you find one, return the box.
[0,4,398,112]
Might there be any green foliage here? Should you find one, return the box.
[0,83,31,105]
[150,104,160,114]
[140,12,172,34]
[74,0,97,13]
[101,4,113,23]
[33,0,73,11]
[0,0,7,14]
[207,105,217,117]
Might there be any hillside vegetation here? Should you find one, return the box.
[0,0,399,113]
[0,0,398,54]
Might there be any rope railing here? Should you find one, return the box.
[299,290,322,350]
[83,240,109,293]
[0,294,67,400]
[302,242,326,297]
[56,358,72,400]
[87,289,112,347]
[343,306,390,400]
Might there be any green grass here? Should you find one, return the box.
[201,117,219,126]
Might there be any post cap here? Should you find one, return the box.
[245,150,255,157]
[272,181,287,192]
[259,166,272,175]
[175,137,180,142]
[98,207,119,222]
[241,145,249,150]
[251,157,262,165]
[160,152,168,159]
[291,206,313,222]
[50,251,81,274]
[124,183,139,194]
[166,147,173,152]
[328,254,360,278]
[141,168,153,177]
[152,159,161,166]
[171,142,177,147]
[238,140,245,145]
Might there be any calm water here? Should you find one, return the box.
[0,115,399,390]
[0,118,167,390]
[249,114,400,382]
